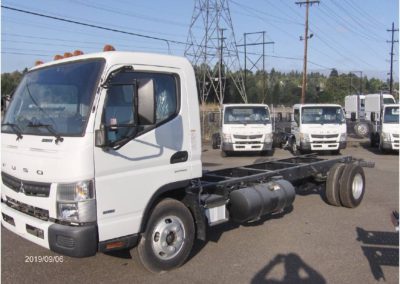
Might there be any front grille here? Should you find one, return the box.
[233,134,263,139]
[5,196,49,221]
[311,134,338,139]
[235,141,263,144]
[312,141,338,144]
[1,172,51,197]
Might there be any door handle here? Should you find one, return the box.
[170,151,188,164]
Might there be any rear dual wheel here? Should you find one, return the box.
[325,163,365,208]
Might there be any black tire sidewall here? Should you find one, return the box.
[326,163,346,206]
[339,164,365,208]
[137,199,195,273]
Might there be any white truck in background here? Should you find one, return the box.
[1,51,371,273]
[369,104,399,152]
[364,93,396,122]
[212,104,273,157]
[345,94,365,120]
[287,104,347,155]
[344,94,370,137]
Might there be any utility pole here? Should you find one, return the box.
[387,22,398,95]
[237,31,274,103]
[219,28,226,105]
[296,0,319,104]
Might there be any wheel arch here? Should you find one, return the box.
[139,180,206,241]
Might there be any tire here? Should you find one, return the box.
[211,133,221,149]
[325,163,346,206]
[378,141,388,154]
[221,150,230,157]
[354,122,369,138]
[369,133,376,147]
[339,164,365,208]
[133,198,195,273]
[291,139,300,156]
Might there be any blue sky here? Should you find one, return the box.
[1,0,399,81]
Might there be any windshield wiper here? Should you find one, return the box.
[1,123,23,140]
[27,122,64,143]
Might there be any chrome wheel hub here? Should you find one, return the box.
[151,216,185,260]
[352,173,363,199]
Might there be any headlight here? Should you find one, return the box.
[300,133,310,142]
[264,133,273,142]
[381,132,391,142]
[57,180,96,223]
[223,133,232,143]
[340,133,347,142]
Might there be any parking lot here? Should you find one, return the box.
[1,143,399,284]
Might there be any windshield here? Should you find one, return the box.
[383,98,395,104]
[383,106,399,123]
[2,59,104,137]
[224,106,270,124]
[301,106,345,124]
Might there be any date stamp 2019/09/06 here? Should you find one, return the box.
[25,255,64,263]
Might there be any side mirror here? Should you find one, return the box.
[350,112,356,121]
[95,126,107,147]
[137,79,156,125]
[371,112,376,122]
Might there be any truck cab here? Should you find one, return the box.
[344,94,365,120]
[1,51,202,258]
[220,104,273,156]
[364,93,396,122]
[370,104,399,152]
[290,104,347,154]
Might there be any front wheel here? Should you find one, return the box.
[133,198,195,273]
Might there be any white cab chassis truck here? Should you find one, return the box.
[344,94,370,138]
[1,52,372,273]
[369,104,399,152]
[218,104,273,156]
[364,93,396,123]
[288,104,347,155]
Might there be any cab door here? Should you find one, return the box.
[93,69,191,242]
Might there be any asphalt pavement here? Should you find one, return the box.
[1,142,399,283]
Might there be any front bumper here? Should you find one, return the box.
[222,142,272,152]
[300,141,346,151]
[381,141,399,150]
[1,202,97,258]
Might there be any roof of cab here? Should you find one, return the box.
[223,103,269,108]
[30,51,192,71]
[293,103,342,108]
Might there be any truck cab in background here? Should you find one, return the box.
[364,93,396,123]
[344,94,370,137]
[289,104,347,155]
[218,104,273,156]
[369,104,399,152]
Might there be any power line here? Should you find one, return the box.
[1,5,187,52]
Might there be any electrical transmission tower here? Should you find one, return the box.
[185,0,247,106]
[237,31,274,103]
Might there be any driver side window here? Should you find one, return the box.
[104,85,135,142]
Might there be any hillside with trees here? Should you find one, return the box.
[1,67,398,107]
